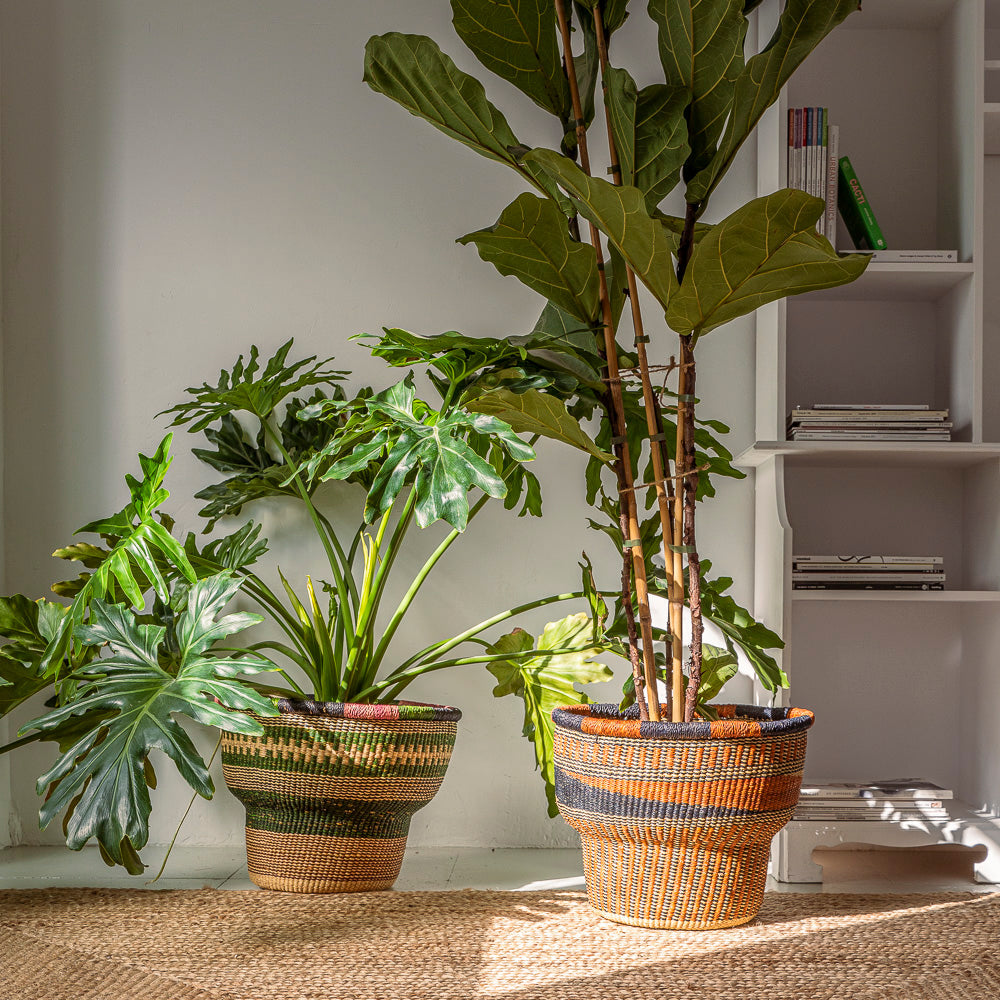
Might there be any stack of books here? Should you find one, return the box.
[787,404,952,442]
[793,554,945,592]
[787,106,839,245]
[793,779,953,822]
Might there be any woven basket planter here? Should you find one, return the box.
[221,699,461,893]
[552,702,814,930]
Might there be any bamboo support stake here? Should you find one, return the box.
[592,7,682,725]
[553,0,659,721]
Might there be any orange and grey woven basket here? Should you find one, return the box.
[221,699,461,893]
[552,702,814,930]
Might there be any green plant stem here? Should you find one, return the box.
[0,731,42,756]
[262,423,356,644]
[365,491,489,684]
[386,591,586,679]
[147,732,223,885]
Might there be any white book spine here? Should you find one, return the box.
[825,123,839,248]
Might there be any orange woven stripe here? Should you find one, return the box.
[709,718,762,738]
[580,718,643,738]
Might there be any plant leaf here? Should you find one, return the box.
[525,148,680,313]
[457,193,601,324]
[363,33,566,205]
[161,339,346,430]
[633,83,690,210]
[465,387,612,462]
[687,0,861,205]
[604,64,637,186]
[450,0,571,121]
[666,189,869,338]
[647,0,746,181]
[23,574,280,871]
[486,612,612,816]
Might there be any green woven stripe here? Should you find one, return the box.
[220,749,454,780]
[242,796,426,838]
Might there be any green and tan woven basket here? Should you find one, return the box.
[221,699,461,893]
[552,703,814,930]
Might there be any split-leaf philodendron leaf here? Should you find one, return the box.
[525,148,680,314]
[458,193,601,324]
[487,612,612,816]
[666,188,869,339]
[24,573,279,873]
[450,0,571,122]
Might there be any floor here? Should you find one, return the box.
[0,843,995,893]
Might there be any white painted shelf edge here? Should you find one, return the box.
[736,441,1000,469]
[774,802,1000,883]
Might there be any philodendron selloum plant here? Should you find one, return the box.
[364,0,869,927]
[0,336,619,877]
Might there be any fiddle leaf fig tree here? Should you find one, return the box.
[366,0,868,722]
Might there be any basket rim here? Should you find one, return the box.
[552,702,813,741]
[268,699,462,722]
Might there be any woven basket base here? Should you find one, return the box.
[581,834,770,930]
[245,828,407,894]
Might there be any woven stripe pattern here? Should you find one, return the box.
[552,703,813,929]
[221,700,461,893]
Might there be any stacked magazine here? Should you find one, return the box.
[793,778,953,822]
[793,554,945,591]
[787,403,951,442]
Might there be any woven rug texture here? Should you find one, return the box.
[1,888,999,1000]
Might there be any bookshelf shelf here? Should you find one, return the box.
[986,104,1000,155]
[792,590,1000,603]
[737,442,1000,470]
[752,0,1000,882]
[803,263,974,302]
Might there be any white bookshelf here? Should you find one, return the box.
[751,0,1000,882]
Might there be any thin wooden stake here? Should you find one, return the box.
[553,0,659,721]
[592,7,681,725]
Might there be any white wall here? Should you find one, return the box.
[0,0,757,855]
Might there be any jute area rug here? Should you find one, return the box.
[1,888,999,1000]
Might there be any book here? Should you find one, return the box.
[792,572,946,583]
[799,780,953,800]
[840,249,958,263]
[824,123,839,248]
[796,797,946,810]
[789,408,947,420]
[805,403,931,411]
[838,155,887,251]
[793,581,945,590]
[788,431,951,441]
[792,809,950,822]
[793,555,943,566]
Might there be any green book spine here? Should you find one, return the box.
[837,156,887,250]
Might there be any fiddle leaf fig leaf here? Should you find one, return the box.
[363,33,566,206]
[525,148,679,313]
[633,83,690,210]
[161,339,346,430]
[487,612,613,816]
[687,0,861,206]
[666,189,869,338]
[465,387,612,462]
[647,0,746,182]
[23,574,280,872]
[457,193,601,324]
[450,0,571,121]
[604,65,637,185]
